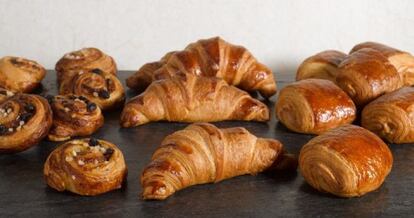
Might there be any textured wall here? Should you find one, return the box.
[0,0,413,73]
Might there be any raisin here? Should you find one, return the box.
[87,102,97,112]
[88,138,99,147]
[104,148,114,160]
[98,90,110,99]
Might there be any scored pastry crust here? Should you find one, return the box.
[120,74,270,127]
[44,138,127,196]
[126,37,277,98]
[299,125,393,197]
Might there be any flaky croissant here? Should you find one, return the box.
[141,123,286,200]
[299,125,393,197]
[59,68,125,110]
[44,138,127,196]
[126,37,277,98]
[275,79,356,134]
[351,42,414,86]
[120,74,269,127]
[336,48,403,106]
[47,94,104,141]
[362,87,414,143]
[296,50,347,82]
[0,56,46,93]
[0,93,52,153]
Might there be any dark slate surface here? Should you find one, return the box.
[0,71,413,218]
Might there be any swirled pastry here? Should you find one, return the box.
[44,138,127,196]
[275,79,356,134]
[0,93,52,153]
[299,125,393,197]
[351,42,414,86]
[120,74,269,127]
[126,37,277,98]
[47,94,104,141]
[0,56,46,93]
[362,87,414,143]
[141,123,286,200]
[296,50,347,82]
[59,68,125,110]
[336,48,403,106]
[55,47,117,84]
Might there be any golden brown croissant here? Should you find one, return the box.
[47,94,104,141]
[296,50,347,82]
[336,48,403,106]
[59,68,125,110]
[275,79,356,134]
[126,37,277,98]
[299,125,393,197]
[120,74,269,127]
[362,87,414,143]
[141,123,285,200]
[0,56,46,93]
[55,47,117,84]
[44,138,127,196]
[351,42,414,86]
[0,93,52,153]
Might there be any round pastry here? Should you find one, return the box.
[336,48,403,106]
[299,125,393,197]
[296,50,347,82]
[362,87,414,143]
[275,79,356,134]
[0,93,52,153]
[59,68,125,110]
[44,138,127,196]
[0,56,46,93]
[47,94,104,141]
[55,47,117,84]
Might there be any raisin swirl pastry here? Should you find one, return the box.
[0,93,52,153]
[0,56,46,93]
[59,68,125,110]
[47,95,104,141]
[55,47,117,84]
[44,138,127,196]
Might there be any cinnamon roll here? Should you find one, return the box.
[44,138,127,196]
[48,94,104,141]
[0,56,46,93]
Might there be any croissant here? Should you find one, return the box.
[362,87,414,143]
[44,138,127,196]
[275,79,356,134]
[141,123,286,200]
[126,37,277,98]
[336,48,403,106]
[120,74,269,127]
[299,125,393,197]
[59,68,125,110]
[47,94,104,141]
[0,56,46,93]
[0,93,52,153]
[351,42,414,86]
[55,47,117,84]
[296,50,347,82]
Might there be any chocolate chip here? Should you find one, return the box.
[88,138,99,147]
[45,95,54,104]
[91,68,102,74]
[24,104,35,112]
[87,102,97,112]
[104,148,114,160]
[0,124,6,135]
[19,113,32,122]
[98,90,110,99]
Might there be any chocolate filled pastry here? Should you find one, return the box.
[44,138,127,196]
[120,74,269,127]
[351,42,414,86]
[55,47,117,84]
[296,50,347,82]
[275,79,356,134]
[126,37,277,98]
[336,48,403,106]
[141,123,289,200]
[0,93,52,153]
[299,125,393,197]
[0,56,46,93]
[47,95,104,141]
[362,87,414,143]
[59,68,125,110]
